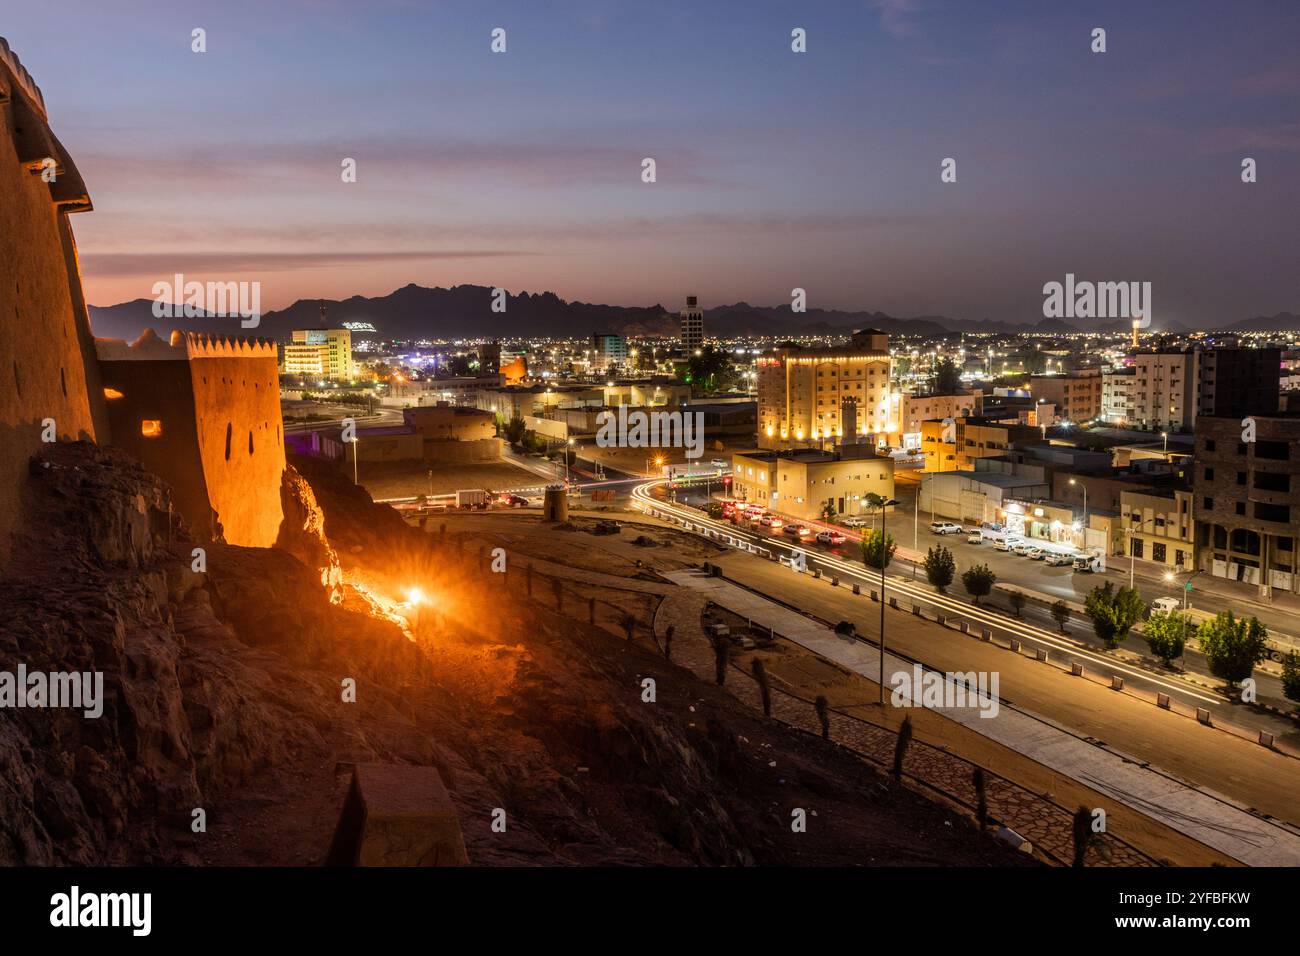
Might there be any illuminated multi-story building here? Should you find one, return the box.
[755,329,892,450]
[282,327,353,381]
[679,296,704,352]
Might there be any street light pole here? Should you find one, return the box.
[913,490,919,581]
[869,494,899,705]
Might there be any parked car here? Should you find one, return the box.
[840,515,870,528]
[760,514,784,529]
[994,536,1017,551]
[784,524,812,539]
[1025,547,1046,560]
[1073,553,1103,573]
[1010,540,1036,556]
[930,521,963,535]
[1045,551,1075,567]
[816,529,847,546]
[966,530,983,545]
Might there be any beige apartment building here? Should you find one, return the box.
[731,447,895,522]
[899,391,979,449]
[921,417,1039,473]
[756,329,892,450]
[1121,486,1195,572]
[1029,370,1102,423]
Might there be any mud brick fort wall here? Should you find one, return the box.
[0,39,109,569]
[98,332,286,547]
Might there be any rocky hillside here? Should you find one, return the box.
[0,443,1033,866]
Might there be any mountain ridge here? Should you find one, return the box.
[85,283,1288,342]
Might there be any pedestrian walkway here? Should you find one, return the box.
[664,569,1300,867]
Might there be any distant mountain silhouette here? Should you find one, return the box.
[85,284,1297,342]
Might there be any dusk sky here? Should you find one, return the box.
[7,0,1299,326]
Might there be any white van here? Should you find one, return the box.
[1150,597,1181,615]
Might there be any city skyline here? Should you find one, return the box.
[6,0,1299,326]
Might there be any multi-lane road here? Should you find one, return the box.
[630,479,1300,739]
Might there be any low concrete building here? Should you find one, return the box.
[732,446,894,522]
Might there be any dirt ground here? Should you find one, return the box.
[430,508,1248,867]
[355,459,544,500]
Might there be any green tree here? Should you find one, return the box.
[962,563,996,604]
[1083,582,1144,649]
[1050,600,1070,632]
[684,345,736,395]
[820,499,838,521]
[861,529,896,570]
[930,356,962,394]
[701,501,725,520]
[923,545,955,592]
[1142,610,1190,666]
[1197,611,1269,688]
[1281,652,1300,706]
[502,416,527,446]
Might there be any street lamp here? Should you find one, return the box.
[866,493,900,705]
[1069,478,1087,542]
[1161,431,1168,453]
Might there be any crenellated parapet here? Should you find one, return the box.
[179,331,279,361]
[95,328,278,363]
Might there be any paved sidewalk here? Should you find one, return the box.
[665,569,1300,867]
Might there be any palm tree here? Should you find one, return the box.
[751,658,772,716]
[892,715,913,780]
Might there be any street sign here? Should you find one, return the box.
[1185,582,1193,591]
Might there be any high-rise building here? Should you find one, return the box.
[1195,347,1280,419]
[1129,347,1280,433]
[1195,414,1300,596]
[590,333,627,371]
[283,321,353,381]
[756,329,891,450]
[1101,368,1136,424]
[1131,350,1195,432]
[679,295,704,352]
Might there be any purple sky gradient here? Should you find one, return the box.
[6,0,1298,325]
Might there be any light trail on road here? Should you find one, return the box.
[631,479,1223,707]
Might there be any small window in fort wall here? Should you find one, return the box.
[104,387,125,400]
[225,423,233,460]
[141,420,163,438]
[248,431,254,455]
